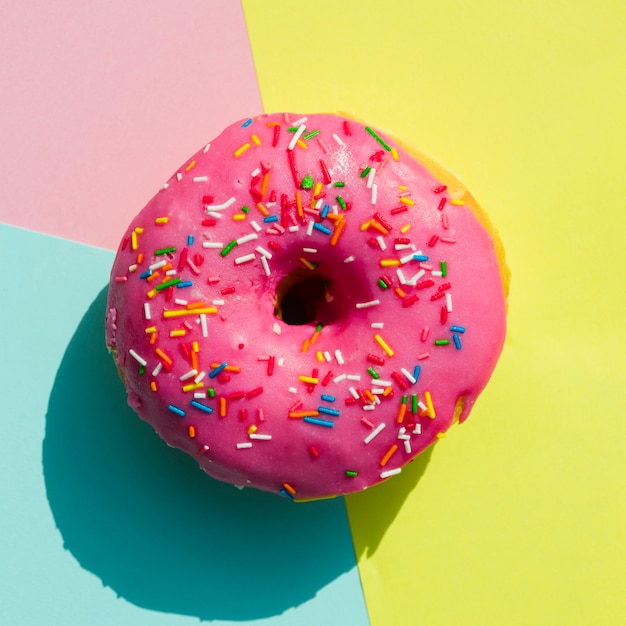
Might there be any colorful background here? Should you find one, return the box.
[1,1,624,624]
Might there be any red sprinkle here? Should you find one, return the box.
[343,120,352,136]
[287,149,300,188]
[322,371,334,386]
[246,386,264,398]
[201,218,217,227]
[437,197,447,211]
[391,371,409,390]
[239,409,248,421]
[309,445,320,458]
[380,274,393,287]
[267,356,275,376]
[268,241,281,251]
[416,278,435,290]
[367,237,380,249]
[367,353,385,366]
[345,397,357,406]
[217,374,230,383]
[221,286,236,295]
[249,188,263,202]
[229,391,246,400]
[121,236,129,251]
[395,237,411,245]
[272,125,280,147]
[193,253,204,266]
[373,212,392,231]
[433,185,447,194]
[428,235,439,247]
[390,206,408,215]
[178,247,189,271]
[402,294,419,308]
[166,286,174,302]
[269,189,277,203]
[320,159,332,185]
[202,195,214,204]
[440,306,448,324]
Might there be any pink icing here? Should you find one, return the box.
[106,112,506,500]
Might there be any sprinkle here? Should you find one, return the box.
[318,406,341,417]
[330,218,347,246]
[179,369,198,381]
[365,126,392,151]
[209,362,228,379]
[250,433,272,441]
[380,444,399,467]
[299,375,319,385]
[155,247,176,256]
[453,334,462,349]
[251,134,261,146]
[236,233,259,245]
[234,253,256,265]
[361,421,386,445]
[401,368,417,384]
[380,468,402,479]
[344,255,355,263]
[163,307,216,318]
[287,124,307,150]
[303,416,334,428]
[129,349,147,367]
[321,394,336,402]
[374,334,394,357]
[446,293,453,312]
[190,400,213,414]
[425,391,436,418]
[208,196,236,212]
[234,143,251,157]
[334,349,345,365]
[313,222,332,235]
[371,183,378,205]
[168,404,186,417]
[237,442,253,449]
[391,147,399,161]
[203,241,224,249]
[143,303,152,320]
[332,133,344,146]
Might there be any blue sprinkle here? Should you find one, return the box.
[190,400,213,414]
[280,488,294,500]
[450,325,466,333]
[413,254,429,262]
[168,404,186,417]
[453,334,462,350]
[318,406,341,417]
[413,365,422,383]
[263,215,279,223]
[176,280,193,288]
[320,394,336,403]
[313,222,332,235]
[209,362,228,378]
[303,416,334,428]
[187,235,194,246]
[139,269,152,279]
[321,204,330,219]
[242,118,253,127]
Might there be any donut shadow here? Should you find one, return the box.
[42,287,358,621]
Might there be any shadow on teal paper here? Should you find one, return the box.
[43,287,364,622]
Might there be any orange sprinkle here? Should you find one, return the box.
[300,257,315,270]
[187,301,208,309]
[289,411,320,419]
[329,218,346,246]
[380,444,399,467]
[395,287,406,299]
[310,330,321,345]
[383,386,393,397]
[188,425,196,438]
[185,160,196,171]
[326,212,343,221]
[283,482,297,495]
[136,252,144,265]
[149,332,157,345]
[364,389,376,404]
[256,202,270,217]
[370,221,390,236]
[146,272,160,283]
[219,397,227,417]
[210,363,241,372]
[190,351,199,372]
[295,190,304,219]
[261,171,271,198]
[155,348,173,365]
[396,403,407,424]
[150,381,158,392]
[301,339,310,352]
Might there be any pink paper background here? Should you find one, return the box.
[0,0,263,250]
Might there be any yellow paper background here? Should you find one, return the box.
[243,1,626,623]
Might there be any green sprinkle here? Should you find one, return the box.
[241,205,250,213]
[368,367,379,379]
[316,323,323,332]
[220,240,237,257]
[365,126,392,151]
[303,129,320,140]
[441,261,447,277]
[360,166,371,178]
[336,195,347,210]
[333,181,345,187]
[401,395,408,405]
[287,127,298,132]
[155,246,176,256]
[155,277,181,291]
[377,278,389,289]
[434,339,450,346]
[208,387,216,398]
[301,174,314,190]
[139,364,145,375]
[345,470,358,477]
[411,393,418,414]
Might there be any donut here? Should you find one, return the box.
[105,112,508,501]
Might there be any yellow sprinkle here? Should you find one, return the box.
[182,382,204,393]
[425,391,436,418]
[145,326,157,334]
[380,259,401,267]
[283,482,297,496]
[301,339,310,352]
[131,231,138,251]
[400,196,415,206]
[232,214,246,221]
[150,381,157,392]
[146,289,157,299]
[436,432,446,439]
[155,217,169,225]
[313,181,323,197]
[400,224,411,234]
[398,185,407,191]
[234,143,251,158]
[391,147,399,161]
[188,425,196,438]
[316,351,325,363]
[299,375,319,385]
[300,257,316,270]
[380,444,398,467]
[450,199,465,206]
[170,329,186,337]
[374,334,394,357]
[185,160,196,171]
[162,307,217,318]
[251,134,261,146]
[192,341,200,352]
[135,227,144,234]
[247,425,258,435]
[360,220,372,231]
[296,139,307,150]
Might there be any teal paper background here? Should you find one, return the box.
[0,224,369,625]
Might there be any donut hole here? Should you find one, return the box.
[275,269,331,326]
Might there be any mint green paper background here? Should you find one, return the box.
[0,224,369,625]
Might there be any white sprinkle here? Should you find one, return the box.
[250,220,262,232]
[324,351,332,363]
[176,172,183,181]
[375,379,392,387]
[356,300,380,309]
[363,405,376,411]
[152,362,163,376]
[288,124,307,150]
[347,374,361,381]
[255,246,272,259]
[277,358,285,366]
[144,302,151,320]
[272,323,281,335]
[212,299,225,306]
[371,322,384,329]
[446,293,453,312]
[380,468,402,479]
[236,233,258,245]
[261,255,271,277]
[288,387,297,394]
[129,349,147,367]
[180,369,198,381]
[203,241,224,249]
[371,388,386,395]
[404,440,412,454]
[194,392,207,399]
[364,423,386,444]
[200,314,208,337]
[303,247,317,253]
[419,401,427,412]
[431,270,443,277]
[203,143,211,153]
[395,243,411,251]
[237,442,253,449]
[397,269,407,284]
[207,196,236,211]
[174,298,188,306]
[332,133,344,146]
[234,253,255,265]
[348,386,359,399]
[159,183,169,191]
[409,269,426,285]
[366,167,376,189]
[400,252,416,265]
[333,373,347,383]
[413,423,422,435]
[288,225,299,233]
[335,349,345,365]
[376,235,387,251]
[401,368,417,384]
[306,220,315,236]
[249,433,272,441]
[194,372,206,384]
[251,167,261,177]
[315,198,324,210]
[398,427,409,439]
[206,211,223,219]
[165,269,176,276]
[193,176,208,183]
[343,256,355,263]
[128,264,138,272]
[371,183,378,205]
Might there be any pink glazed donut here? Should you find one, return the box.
[106,112,509,501]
